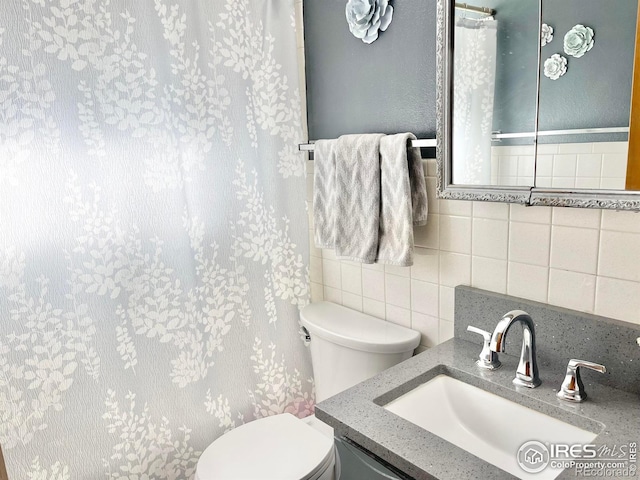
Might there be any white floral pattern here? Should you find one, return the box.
[248,338,314,419]
[453,16,497,185]
[215,0,304,178]
[102,390,199,479]
[204,391,245,435]
[0,25,60,187]
[25,457,70,480]
[0,247,99,449]
[0,0,310,478]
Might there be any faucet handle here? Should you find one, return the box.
[557,359,606,403]
[467,325,501,370]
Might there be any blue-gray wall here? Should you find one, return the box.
[486,0,539,137]
[304,0,637,144]
[537,0,637,141]
[303,0,436,140]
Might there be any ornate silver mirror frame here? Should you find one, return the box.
[435,0,640,210]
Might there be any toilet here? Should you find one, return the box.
[195,301,421,480]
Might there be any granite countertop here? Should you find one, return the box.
[315,338,640,480]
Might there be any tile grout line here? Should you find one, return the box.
[505,205,512,296]
[435,186,442,343]
[593,210,604,314]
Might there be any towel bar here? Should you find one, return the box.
[298,138,437,152]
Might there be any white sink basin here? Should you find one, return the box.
[384,375,599,480]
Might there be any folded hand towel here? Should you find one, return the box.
[335,134,385,263]
[377,133,429,266]
[313,139,339,249]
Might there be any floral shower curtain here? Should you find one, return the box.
[0,1,312,478]
[453,14,497,185]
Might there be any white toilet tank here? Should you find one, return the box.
[300,302,421,402]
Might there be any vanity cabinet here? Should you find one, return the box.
[335,436,410,480]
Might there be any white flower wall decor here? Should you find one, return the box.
[564,24,595,58]
[346,0,394,44]
[544,53,568,80]
[541,23,554,46]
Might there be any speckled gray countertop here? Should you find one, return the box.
[315,338,640,480]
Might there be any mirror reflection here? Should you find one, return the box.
[453,1,538,187]
[451,0,640,191]
[537,0,636,191]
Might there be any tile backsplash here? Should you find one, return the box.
[491,142,629,189]
[454,286,640,395]
[307,157,640,350]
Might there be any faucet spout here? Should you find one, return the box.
[489,310,541,388]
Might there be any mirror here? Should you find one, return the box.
[536,1,635,191]
[453,1,538,188]
[436,0,640,210]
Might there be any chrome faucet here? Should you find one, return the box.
[467,325,501,370]
[489,310,541,388]
[557,359,606,403]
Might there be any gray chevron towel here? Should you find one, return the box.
[377,133,429,266]
[313,139,338,249]
[335,134,385,262]
[313,133,428,266]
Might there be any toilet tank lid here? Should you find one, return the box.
[300,302,421,354]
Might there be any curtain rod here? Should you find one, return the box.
[455,2,495,16]
[298,138,437,152]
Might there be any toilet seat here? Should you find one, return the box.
[196,413,335,480]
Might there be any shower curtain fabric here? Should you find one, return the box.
[453,15,498,185]
[0,1,312,478]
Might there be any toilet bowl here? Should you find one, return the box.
[195,301,420,480]
[195,413,337,480]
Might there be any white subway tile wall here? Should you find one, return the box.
[306,157,640,350]
[491,142,628,189]
[493,144,535,186]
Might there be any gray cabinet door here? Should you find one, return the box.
[335,436,411,480]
